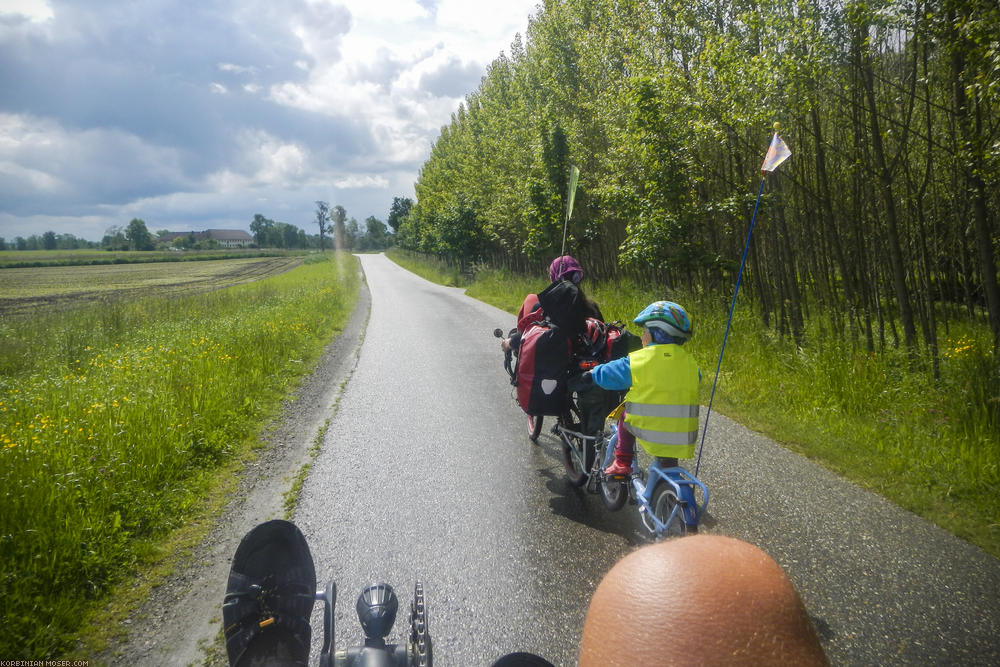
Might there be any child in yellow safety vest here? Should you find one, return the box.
[586,301,701,477]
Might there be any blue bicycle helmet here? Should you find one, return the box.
[634,301,692,342]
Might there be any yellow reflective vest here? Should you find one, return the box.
[624,344,700,459]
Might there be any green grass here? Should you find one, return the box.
[385,248,471,287]
[403,255,1000,558]
[0,252,360,658]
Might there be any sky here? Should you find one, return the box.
[0,0,539,242]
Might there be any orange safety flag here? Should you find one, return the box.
[760,132,792,174]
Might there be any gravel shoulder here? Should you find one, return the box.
[95,263,370,667]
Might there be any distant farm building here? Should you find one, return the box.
[160,229,254,249]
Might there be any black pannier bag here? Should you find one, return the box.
[536,279,587,335]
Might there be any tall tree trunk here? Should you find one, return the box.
[913,31,941,377]
[952,30,1000,348]
[856,25,918,351]
[773,177,804,344]
[856,34,917,350]
[811,106,856,330]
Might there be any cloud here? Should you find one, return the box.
[336,0,429,24]
[0,113,191,215]
[0,0,540,242]
[0,0,53,22]
[214,130,309,190]
[419,56,484,98]
[219,63,258,76]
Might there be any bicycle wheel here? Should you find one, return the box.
[594,437,627,510]
[649,482,696,538]
[527,415,543,442]
[559,414,593,487]
[599,473,628,511]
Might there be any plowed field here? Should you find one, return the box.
[0,256,303,316]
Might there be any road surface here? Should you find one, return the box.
[293,254,1000,665]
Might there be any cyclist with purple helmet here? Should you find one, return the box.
[500,255,602,353]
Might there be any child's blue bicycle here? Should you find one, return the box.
[584,404,709,538]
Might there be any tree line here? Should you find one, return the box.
[394,0,999,361]
[4,206,398,253]
[308,203,394,252]
[0,232,97,251]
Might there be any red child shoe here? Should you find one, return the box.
[603,460,632,478]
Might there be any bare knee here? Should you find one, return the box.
[579,535,827,666]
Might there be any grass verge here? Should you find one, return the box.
[384,248,470,287]
[0,252,360,658]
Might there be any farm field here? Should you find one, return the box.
[0,255,303,317]
[0,248,297,268]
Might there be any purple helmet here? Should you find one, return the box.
[549,255,584,284]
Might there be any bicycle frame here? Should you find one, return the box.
[598,425,709,538]
[635,465,709,536]
[555,421,597,471]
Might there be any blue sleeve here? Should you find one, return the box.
[592,356,632,391]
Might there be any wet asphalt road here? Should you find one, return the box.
[295,253,1000,666]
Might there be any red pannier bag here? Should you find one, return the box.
[514,321,573,416]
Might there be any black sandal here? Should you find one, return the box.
[223,520,317,666]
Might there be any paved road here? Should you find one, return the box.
[295,253,1000,665]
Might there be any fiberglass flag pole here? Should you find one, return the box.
[561,164,580,256]
[695,124,791,477]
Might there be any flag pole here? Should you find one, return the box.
[695,123,790,476]
[694,176,765,476]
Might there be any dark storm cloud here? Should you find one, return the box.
[0,0,363,216]
[418,56,482,98]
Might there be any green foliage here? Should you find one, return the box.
[0,254,359,657]
[125,219,154,251]
[331,205,347,251]
[356,216,392,251]
[400,0,1000,361]
[1,233,96,251]
[250,213,313,250]
[387,197,412,233]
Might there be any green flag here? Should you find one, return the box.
[565,164,580,223]
[561,165,580,256]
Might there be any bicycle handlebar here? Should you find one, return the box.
[494,327,516,382]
